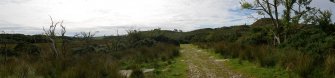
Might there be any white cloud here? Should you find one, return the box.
[0,0,333,36]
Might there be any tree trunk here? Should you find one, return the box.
[274,35,281,45]
[49,38,59,57]
[61,39,66,57]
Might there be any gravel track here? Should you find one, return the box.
[180,44,244,78]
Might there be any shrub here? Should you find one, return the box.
[0,48,17,57]
[59,57,121,78]
[293,54,314,77]
[72,45,96,55]
[254,46,277,67]
[216,43,277,67]
[212,42,319,77]
[133,38,156,48]
[237,26,271,45]
[14,43,40,56]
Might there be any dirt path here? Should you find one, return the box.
[180,44,244,78]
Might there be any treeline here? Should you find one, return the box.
[0,34,48,43]
[0,34,75,43]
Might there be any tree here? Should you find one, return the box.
[317,10,334,34]
[60,21,67,56]
[43,16,67,57]
[281,0,313,42]
[78,31,98,44]
[283,0,312,25]
[241,0,282,45]
[302,8,326,25]
[240,0,314,45]
[43,16,59,57]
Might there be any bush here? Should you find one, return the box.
[0,48,17,57]
[254,46,277,67]
[215,43,277,67]
[59,56,121,78]
[237,26,271,45]
[14,43,40,56]
[133,38,156,48]
[72,45,97,55]
[271,49,316,77]
[212,41,320,77]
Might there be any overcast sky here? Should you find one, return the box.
[0,0,334,36]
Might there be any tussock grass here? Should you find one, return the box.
[208,42,325,78]
[324,54,335,77]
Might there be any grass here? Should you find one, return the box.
[226,59,298,78]
[204,47,298,78]
[154,56,187,78]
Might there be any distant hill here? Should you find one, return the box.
[251,18,273,27]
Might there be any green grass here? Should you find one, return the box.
[226,59,298,78]
[155,56,187,78]
[204,48,298,78]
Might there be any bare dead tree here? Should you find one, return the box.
[80,31,97,40]
[78,31,98,44]
[43,16,60,57]
[60,21,67,56]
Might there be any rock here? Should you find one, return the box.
[142,68,155,73]
[215,59,229,62]
[119,70,133,78]
[119,68,155,78]
[162,68,169,72]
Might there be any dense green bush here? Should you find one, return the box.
[281,26,335,54]
[237,26,271,45]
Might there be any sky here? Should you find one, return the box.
[0,0,334,36]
